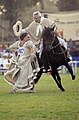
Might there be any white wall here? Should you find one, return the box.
[43,11,79,41]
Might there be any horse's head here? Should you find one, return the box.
[41,26,57,51]
[41,26,55,41]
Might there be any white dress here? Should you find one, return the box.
[4,40,40,92]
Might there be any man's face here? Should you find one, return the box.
[33,15,41,23]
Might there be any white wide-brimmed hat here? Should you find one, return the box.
[13,21,22,37]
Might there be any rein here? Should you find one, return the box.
[52,45,67,55]
[44,36,67,55]
[51,40,67,55]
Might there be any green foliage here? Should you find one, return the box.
[0,70,79,120]
[0,0,40,29]
[1,0,79,31]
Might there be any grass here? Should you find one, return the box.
[0,69,79,120]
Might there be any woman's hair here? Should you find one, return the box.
[20,32,28,40]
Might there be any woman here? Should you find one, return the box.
[4,32,40,93]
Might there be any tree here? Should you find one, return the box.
[0,0,40,30]
[0,0,43,42]
[56,0,79,11]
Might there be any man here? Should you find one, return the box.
[25,11,55,50]
[25,11,67,50]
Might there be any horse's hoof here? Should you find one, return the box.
[72,75,75,80]
[62,89,65,92]
[62,90,65,92]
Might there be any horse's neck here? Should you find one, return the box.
[53,36,59,46]
[54,36,65,53]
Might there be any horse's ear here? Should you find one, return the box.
[44,26,47,29]
[51,25,56,31]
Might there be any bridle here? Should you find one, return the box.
[43,30,67,55]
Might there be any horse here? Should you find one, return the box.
[34,26,75,92]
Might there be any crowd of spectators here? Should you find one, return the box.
[67,38,79,57]
[0,38,79,66]
[0,44,13,73]
[0,38,79,59]
[0,44,13,58]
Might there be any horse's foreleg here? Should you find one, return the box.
[51,69,65,92]
[65,62,75,80]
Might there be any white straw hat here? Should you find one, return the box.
[13,21,22,37]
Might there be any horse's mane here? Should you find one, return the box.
[41,25,56,38]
